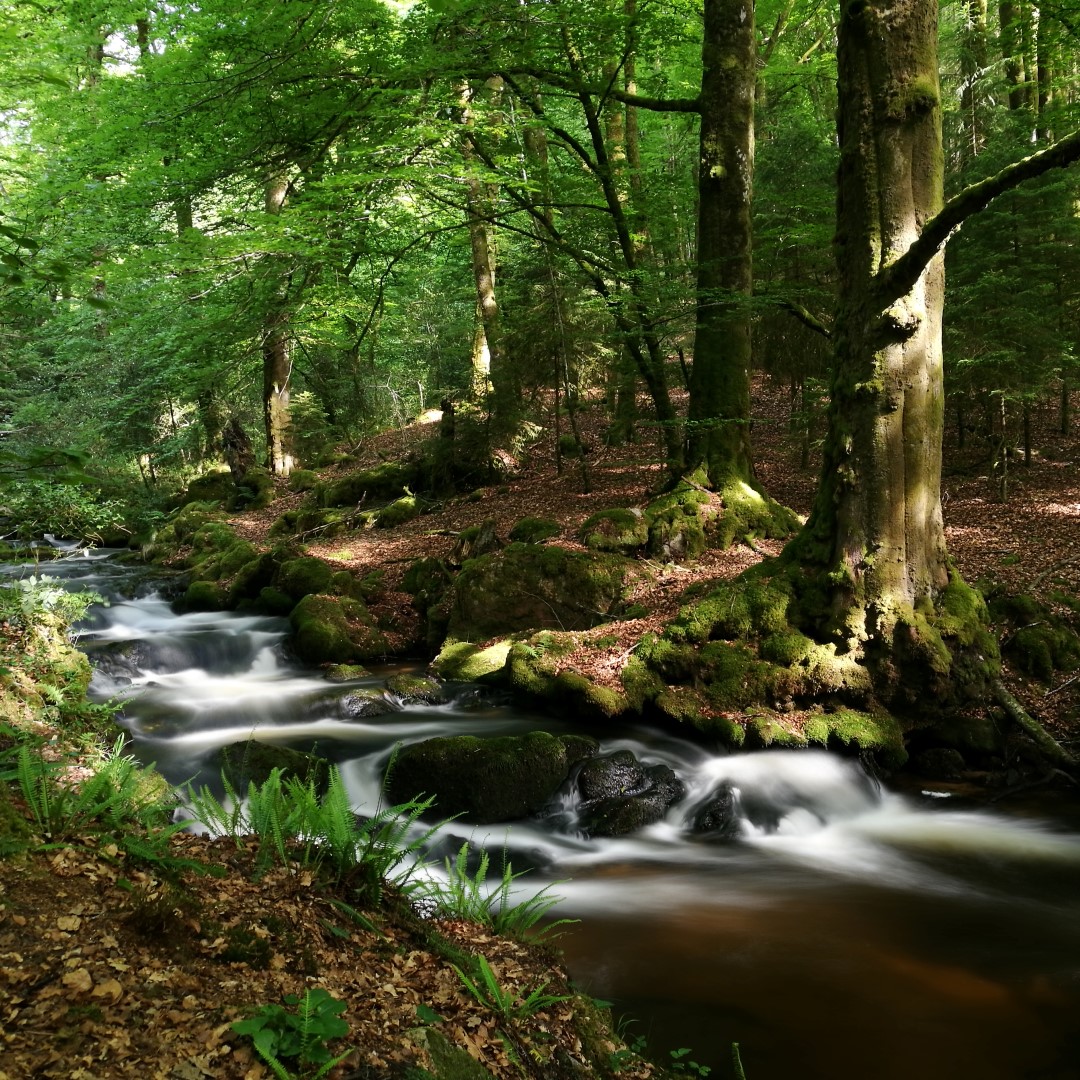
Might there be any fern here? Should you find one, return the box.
[423,842,576,941]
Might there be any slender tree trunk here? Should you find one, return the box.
[685,0,757,488]
[458,78,515,426]
[262,173,294,477]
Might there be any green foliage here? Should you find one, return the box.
[231,989,353,1080]
[669,1047,712,1078]
[452,954,572,1021]
[184,765,440,897]
[0,480,127,542]
[423,842,576,942]
[0,574,101,631]
[0,736,197,873]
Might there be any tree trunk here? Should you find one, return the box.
[685,0,757,488]
[791,0,958,693]
[262,173,295,477]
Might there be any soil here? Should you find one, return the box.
[3,374,1079,1078]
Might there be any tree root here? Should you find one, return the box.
[991,676,1078,768]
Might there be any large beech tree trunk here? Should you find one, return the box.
[789,0,1080,704]
[801,0,949,640]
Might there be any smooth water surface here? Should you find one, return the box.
[12,551,1080,1080]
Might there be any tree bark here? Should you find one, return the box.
[791,0,953,672]
[262,173,295,477]
[685,0,757,488]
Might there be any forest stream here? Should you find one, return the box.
[20,549,1080,1080]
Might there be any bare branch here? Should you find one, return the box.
[879,127,1080,303]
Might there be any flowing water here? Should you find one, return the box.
[10,550,1080,1080]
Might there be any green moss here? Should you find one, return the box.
[287,469,319,493]
[552,669,629,719]
[620,655,666,711]
[431,639,512,681]
[228,553,282,606]
[508,517,561,544]
[747,713,807,749]
[320,462,418,508]
[275,556,333,601]
[182,579,226,612]
[376,494,420,529]
[802,708,907,766]
[448,545,629,640]
[184,470,234,506]
[168,503,227,544]
[234,466,275,510]
[190,521,237,556]
[258,586,295,616]
[578,508,648,553]
[323,663,371,681]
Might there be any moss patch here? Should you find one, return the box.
[431,639,512,681]
[578,508,648,554]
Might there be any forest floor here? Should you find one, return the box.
[237,373,1080,743]
[3,374,1080,1080]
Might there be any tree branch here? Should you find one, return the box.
[878,127,1080,303]
[779,298,832,339]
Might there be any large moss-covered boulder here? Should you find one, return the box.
[228,552,283,607]
[447,544,630,641]
[234,466,275,510]
[319,462,419,508]
[578,508,648,554]
[184,470,235,506]
[289,594,389,665]
[275,556,333,602]
[385,731,598,823]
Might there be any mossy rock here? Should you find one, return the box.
[644,483,712,562]
[215,740,330,795]
[376,494,421,529]
[288,469,319,493]
[216,539,260,580]
[989,590,1080,682]
[508,517,561,544]
[258,586,296,616]
[233,466,275,510]
[275,557,333,602]
[447,543,630,641]
[385,673,448,706]
[578,508,648,554]
[319,462,419,508]
[289,593,388,664]
[228,552,282,606]
[498,633,629,719]
[184,470,235,506]
[329,570,370,602]
[323,663,372,682]
[402,557,453,600]
[336,688,394,719]
[409,1028,491,1080]
[430,638,513,682]
[180,579,226,612]
[169,503,227,544]
[384,730,598,823]
[190,520,238,557]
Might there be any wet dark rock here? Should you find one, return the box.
[688,782,740,840]
[385,731,599,823]
[912,747,968,781]
[576,755,686,838]
[576,749,645,801]
[337,688,395,719]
